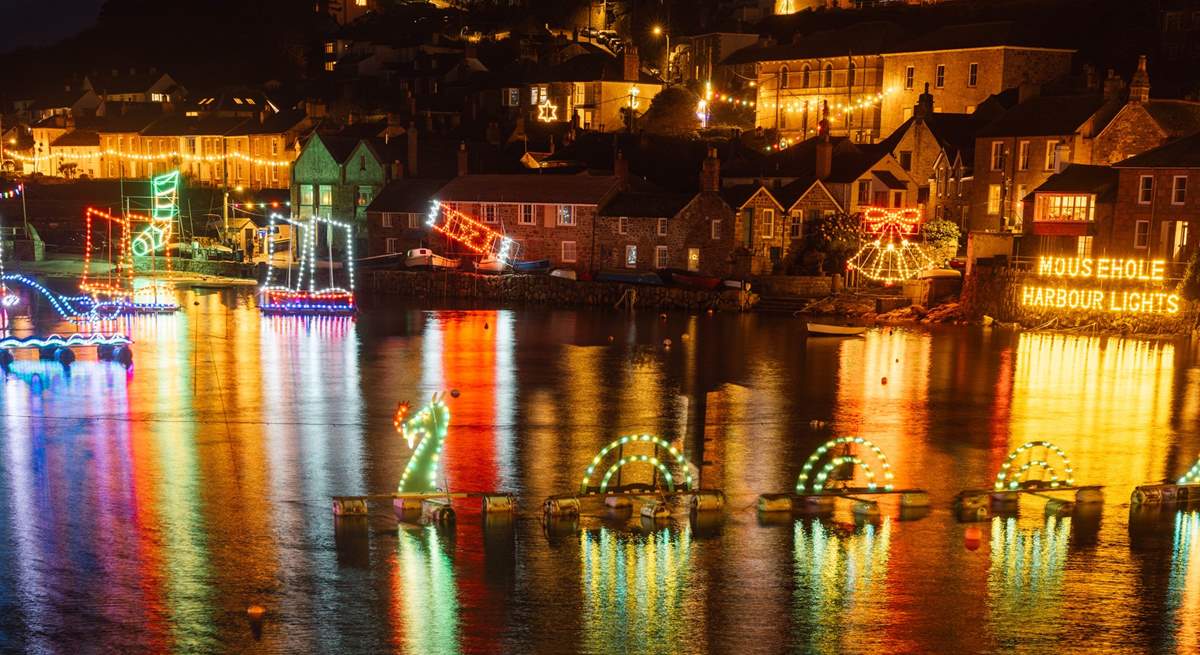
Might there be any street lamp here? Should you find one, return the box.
[652,25,670,83]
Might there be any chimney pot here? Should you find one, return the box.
[456,141,468,177]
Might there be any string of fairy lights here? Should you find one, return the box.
[0,184,23,199]
[8,149,292,168]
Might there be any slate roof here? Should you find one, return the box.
[435,173,621,204]
[976,94,1113,137]
[720,184,780,210]
[1142,100,1200,137]
[311,134,362,164]
[878,112,980,163]
[86,71,173,95]
[1026,164,1118,202]
[366,179,450,214]
[141,114,248,137]
[51,130,100,147]
[871,169,907,190]
[891,21,1071,53]
[1113,132,1200,168]
[599,191,695,218]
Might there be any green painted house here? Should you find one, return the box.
[290,134,392,248]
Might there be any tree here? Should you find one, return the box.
[806,212,861,275]
[921,218,961,267]
[1180,248,1200,303]
[640,87,700,136]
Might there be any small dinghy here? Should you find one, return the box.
[806,323,866,337]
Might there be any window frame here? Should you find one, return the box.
[1138,175,1154,204]
[987,184,1002,215]
[561,240,577,262]
[657,218,667,236]
[935,64,945,88]
[618,217,628,235]
[624,244,638,268]
[1134,220,1151,248]
[1172,175,1187,205]
[1018,141,1030,171]
[655,245,668,269]
[968,62,978,87]
[990,142,1005,171]
[381,213,393,228]
[710,218,721,240]
[557,204,576,226]
[483,203,498,224]
[762,208,775,238]
[519,204,535,225]
[904,65,914,90]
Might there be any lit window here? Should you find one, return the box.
[357,185,372,207]
[625,245,638,268]
[990,142,1005,171]
[355,0,366,6]
[325,42,334,54]
[968,63,978,87]
[762,209,774,238]
[687,248,700,271]
[618,217,628,235]
[935,64,945,88]
[904,66,914,90]
[1172,175,1187,204]
[1045,142,1058,171]
[1077,235,1093,258]
[657,218,667,236]
[710,219,721,239]
[381,214,393,228]
[655,245,668,269]
[408,213,419,229]
[324,62,335,72]
[300,184,314,207]
[1018,141,1029,171]
[557,205,575,226]
[987,184,1002,215]
[1139,175,1154,204]
[520,204,535,225]
[483,204,498,224]
[319,184,333,207]
[1135,220,1150,248]
[562,240,577,262]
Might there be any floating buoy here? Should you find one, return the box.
[246,605,265,620]
[964,526,982,551]
[607,335,614,342]
[706,308,714,316]
[193,301,200,306]
[680,334,689,341]
[450,388,461,398]
[663,338,672,348]
[55,347,75,366]
[0,349,12,372]
[881,376,888,385]
[484,322,489,330]
[659,313,667,320]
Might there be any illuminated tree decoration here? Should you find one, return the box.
[795,436,895,494]
[426,201,520,265]
[397,394,451,494]
[993,441,1075,491]
[259,212,355,314]
[579,434,694,494]
[537,99,558,123]
[1178,456,1200,485]
[846,207,935,286]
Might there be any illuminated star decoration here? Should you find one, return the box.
[397,394,451,494]
[846,207,935,286]
[537,99,558,123]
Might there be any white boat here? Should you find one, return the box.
[474,257,507,274]
[549,268,577,280]
[806,323,866,337]
[406,248,459,270]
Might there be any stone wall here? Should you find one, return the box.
[753,275,832,298]
[368,270,755,312]
[961,263,1195,333]
[133,256,256,278]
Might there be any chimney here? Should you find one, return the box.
[457,141,469,176]
[913,82,934,121]
[1084,64,1099,90]
[1018,82,1041,104]
[815,101,832,181]
[1129,54,1150,104]
[1102,69,1125,101]
[623,46,640,83]
[699,146,720,193]
[406,122,419,177]
[614,150,630,189]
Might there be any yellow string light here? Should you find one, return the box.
[10,149,293,168]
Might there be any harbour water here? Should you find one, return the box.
[0,287,1198,654]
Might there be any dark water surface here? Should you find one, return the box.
[1,288,1198,654]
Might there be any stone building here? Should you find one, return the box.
[721,183,785,275]
[290,134,391,244]
[1020,164,1118,258]
[1091,56,1200,165]
[595,149,736,277]
[1111,132,1200,264]
[365,178,449,257]
[432,173,623,272]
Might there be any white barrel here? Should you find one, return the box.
[483,494,515,513]
[332,498,368,516]
[690,490,725,512]
[640,501,670,519]
[757,494,794,513]
[1074,488,1104,505]
[604,495,633,509]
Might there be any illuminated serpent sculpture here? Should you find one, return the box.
[396,394,451,494]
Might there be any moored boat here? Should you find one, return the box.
[406,248,459,270]
[549,268,577,280]
[659,268,722,290]
[806,322,866,337]
[513,259,551,273]
[474,257,507,274]
[596,269,663,285]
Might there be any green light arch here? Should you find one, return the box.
[795,436,895,494]
[1178,457,1200,485]
[599,455,676,493]
[579,434,693,494]
[993,441,1074,491]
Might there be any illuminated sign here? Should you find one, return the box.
[1020,257,1180,315]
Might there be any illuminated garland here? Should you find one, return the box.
[846,207,935,286]
[397,394,451,493]
[993,441,1075,491]
[0,332,131,349]
[1178,457,1200,485]
[260,212,355,314]
[579,434,693,494]
[9,149,292,168]
[795,436,894,494]
[426,200,519,264]
[0,184,23,199]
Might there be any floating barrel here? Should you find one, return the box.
[640,500,670,520]
[331,498,368,516]
[1074,488,1104,505]
[852,501,881,520]
[38,346,56,361]
[97,344,115,361]
[690,490,725,513]
[1131,486,1163,506]
[604,495,633,510]
[990,492,1020,511]
[957,504,991,522]
[801,495,837,512]
[113,345,133,368]
[55,347,75,366]
[543,496,581,517]
[0,349,12,372]
[757,493,794,513]
[482,494,515,514]
[900,491,930,508]
[421,498,455,524]
[1044,498,1074,517]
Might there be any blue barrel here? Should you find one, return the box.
[55,347,76,366]
[113,345,134,368]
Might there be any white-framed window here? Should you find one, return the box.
[987,184,1002,215]
[483,203,498,224]
[625,245,637,268]
[904,65,914,90]
[1172,175,1187,204]
[557,205,575,226]
[990,142,1005,171]
[408,213,420,228]
[789,214,802,238]
[504,88,520,107]
[618,217,628,234]
[1045,142,1057,171]
[657,218,667,236]
[1018,141,1030,171]
[857,180,870,204]
[935,64,945,88]
[655,245,668,269]
[300,184,315,207]
[1139,175,1154,204]
[385,238,399,253]
[381,213,394,228]
[710,218,721,239]
[762,208,774,237]
[1135,220,1151,248]
[561,240,577,262]
[1076,235,1093,258]
[520,204,535,225]
[968,63,978,87]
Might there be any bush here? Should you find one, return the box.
[1181,248,1200,302]
[921,218,960,267]
[806,212,861,275]
[640,86,701,136]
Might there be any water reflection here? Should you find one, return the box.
[988,516,1071,620]
[1168,511,1200,652]
[579,527,696,654]
[392,525,461,654]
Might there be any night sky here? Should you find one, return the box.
[1,0,104,52]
